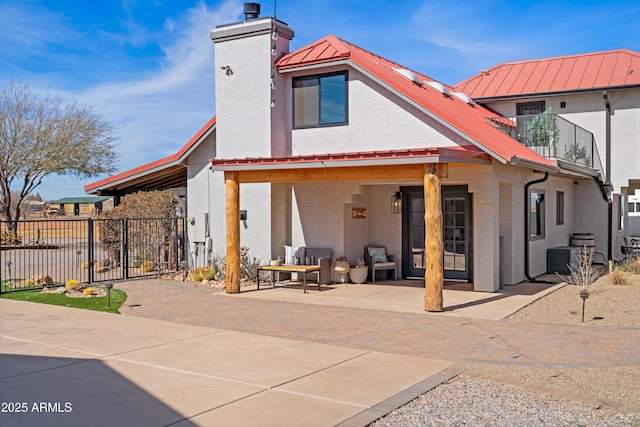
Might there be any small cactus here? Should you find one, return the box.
[83,287,95,296]
[66,280,80,291]
[140,261,155,272]
[191,266,217,282]
[25,279,35,286]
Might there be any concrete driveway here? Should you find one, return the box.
[0,299,453,427]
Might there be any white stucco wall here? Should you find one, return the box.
[290,67,471,155]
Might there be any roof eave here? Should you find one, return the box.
[471,84,640,103]
[84,118,216,194]
[509,156,559,173]
[556,159,603,178]
[210,155,491,172]
[277,59,350,73]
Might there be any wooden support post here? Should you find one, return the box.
[225,171,241,293]
[424,164,447,311]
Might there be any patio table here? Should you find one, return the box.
[256,264,321,293]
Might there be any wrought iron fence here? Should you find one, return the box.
[1,217,185,293]
[487,113,605,180]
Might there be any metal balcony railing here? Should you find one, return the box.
[488,113,605,180]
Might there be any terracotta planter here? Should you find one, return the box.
[349,267,368,284]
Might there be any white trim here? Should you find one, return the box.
[278,59,351,73]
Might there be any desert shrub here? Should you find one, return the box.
[1,231,21,245]
[211,256,226,281]
[83,287,95,296]
[616,257,640,274]
[65,280,80,291]
[24,279,34,286]
[240,246,260,281]
[140,261,155,272]
[207,247,262,282]
[81,262,89,269]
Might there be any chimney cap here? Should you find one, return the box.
[244,2,260,21]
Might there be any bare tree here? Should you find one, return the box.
[0,80,118,232]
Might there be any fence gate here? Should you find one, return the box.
[1,217,185,293]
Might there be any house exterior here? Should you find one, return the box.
[50,196,113,217]
[454,49,640,260]
[85,5,635,308]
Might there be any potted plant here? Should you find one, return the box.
[349,258,368,284]
[335,256,350,283]
[527,108,557,147]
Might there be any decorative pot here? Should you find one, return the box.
[349,267,368,284]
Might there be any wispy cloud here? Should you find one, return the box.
[2,0,243,197]
[76,0,241,168]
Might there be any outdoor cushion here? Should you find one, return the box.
[373,261,395,268]
[284,245,305,264]
[367,246,388,263]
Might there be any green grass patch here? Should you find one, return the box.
[0,287,127,314]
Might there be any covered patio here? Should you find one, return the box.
[211,147,492,312]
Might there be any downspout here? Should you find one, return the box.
[524,172,552,282]
[603,91,613,262]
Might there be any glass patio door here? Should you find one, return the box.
[402,186,472,281]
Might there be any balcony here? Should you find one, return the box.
[488,113,605,180]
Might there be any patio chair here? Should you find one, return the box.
[364,245,397,283]
[621,237,640,261]
[304,247,333,286]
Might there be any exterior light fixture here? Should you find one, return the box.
[179,261,188,281]
[270,99,276,108]
[220,65,233,76]
[271,45,277,56]
[391,191,402,214]
[272,27,278,40]
[104,281,114,308]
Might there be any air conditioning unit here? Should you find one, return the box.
[547,246,580,275]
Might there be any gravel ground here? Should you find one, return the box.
[370,272,640,426]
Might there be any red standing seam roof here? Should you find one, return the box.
[84,115,216,193]
[275,35,555,169]
[210,146,491,168]
[455,49,640,99]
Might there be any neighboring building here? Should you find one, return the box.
[50,196,113,217]
[455,49,640,259]
[86,6,635,299]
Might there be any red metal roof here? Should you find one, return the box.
[275,35,555,169]
[210,146,491,169]
[454,49,640,99]
[84,115,216,193]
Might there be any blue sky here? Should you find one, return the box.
[2,0,639,200]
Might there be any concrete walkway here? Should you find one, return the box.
[2,279,639,426]
[0,298,452,427]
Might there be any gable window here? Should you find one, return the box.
[530,190,545,239]
[293,71,347,128]
[556,191,564,225]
